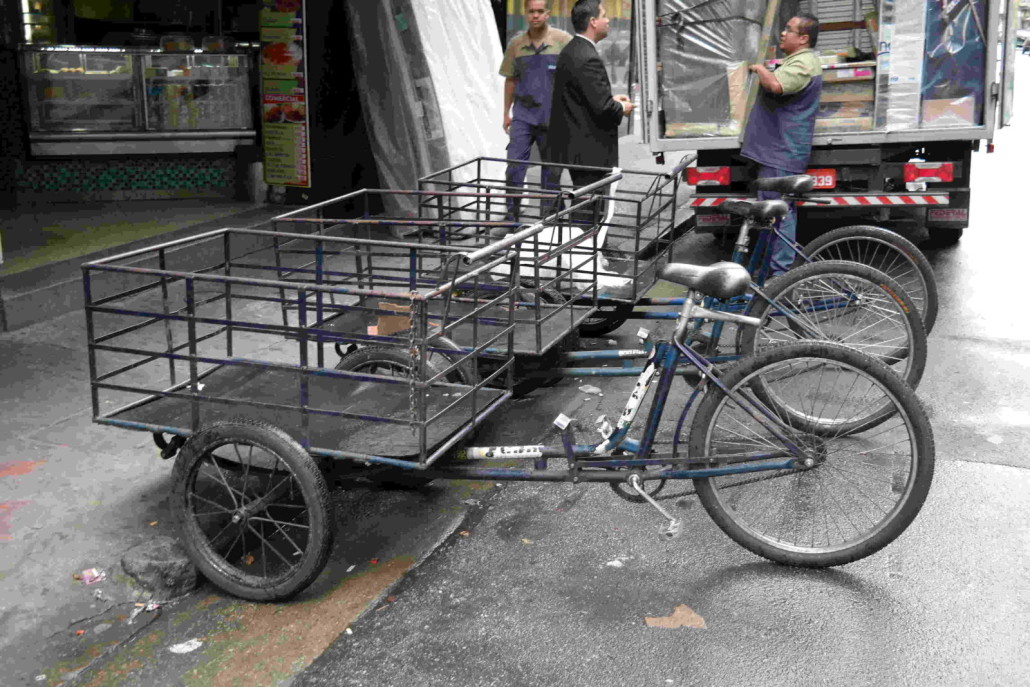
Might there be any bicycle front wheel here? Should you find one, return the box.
[740,260,928,390]
[688,342,934,568]
[794,225,938,334]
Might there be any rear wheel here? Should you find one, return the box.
[796,225,938,334]
[688,342,934,567]
[172,420,333,601]
[334,346,464,488]
[578,301,635,337]
[922,226,964,248]
[739,260,927,391]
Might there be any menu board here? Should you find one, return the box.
[259,0,310,187]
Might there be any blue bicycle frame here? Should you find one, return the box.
[558,211,848,376]
[414,296,809,484]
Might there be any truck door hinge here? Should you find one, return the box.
[990,82,999,100]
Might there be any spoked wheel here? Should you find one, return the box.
[335,346,463,488]
[688,342,934,567]
[335,343,472,385]
[500,285,572,395]
[740,260,927,390]
[172,420,333,601]
[795,225,939,334]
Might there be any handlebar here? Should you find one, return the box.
[669,153,698,179]
[460,171,623,265]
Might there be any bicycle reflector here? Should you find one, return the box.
[903,162,954,183]
[686,166,731,186]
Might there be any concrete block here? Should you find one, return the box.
[121,536,198,599]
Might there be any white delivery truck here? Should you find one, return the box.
[634,0,1021,246]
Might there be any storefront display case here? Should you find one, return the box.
[20,46,256,156]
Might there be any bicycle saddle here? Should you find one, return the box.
[752,174,816,195]
[721,199,790,220]
[659,261,749,300]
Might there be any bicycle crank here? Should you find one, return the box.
[627,473,682,540]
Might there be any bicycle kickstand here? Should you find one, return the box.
[627,474,682,540]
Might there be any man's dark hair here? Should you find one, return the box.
[571,0,602,34]
[796,13,820,49]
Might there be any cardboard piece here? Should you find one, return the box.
[644,604,707,629]
[726,61,748,130]
[367,302,412,337]
[921,96,976,127]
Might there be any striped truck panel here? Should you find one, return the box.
[690,194,950,207]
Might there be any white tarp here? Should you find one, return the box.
[411,0,509,188]
[347,0,508,215]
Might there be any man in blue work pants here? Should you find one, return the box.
[500,0,570,221]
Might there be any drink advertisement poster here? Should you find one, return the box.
[259,0,310,187]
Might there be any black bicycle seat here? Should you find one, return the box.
[721,199,790,220]
[659,261,749,300]
[752,174,816,195]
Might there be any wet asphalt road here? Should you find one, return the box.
[292,65,1030,687]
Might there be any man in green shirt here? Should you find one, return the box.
[740,14,822,275]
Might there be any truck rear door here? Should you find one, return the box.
[1000,0,1019,128]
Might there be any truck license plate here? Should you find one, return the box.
[806,169,837,189]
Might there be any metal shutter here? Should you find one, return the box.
[799,0,879,54]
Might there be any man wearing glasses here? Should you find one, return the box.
[740,14,822,276]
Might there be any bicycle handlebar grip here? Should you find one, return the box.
[669,153,698,179]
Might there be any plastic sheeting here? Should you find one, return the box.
[657,0,766,137]
[882,0,926,131]
[346,0,507,215]
[412,1,508,185]
[875,0,987,133]
[921,0,987,128]
[657,0,800,138]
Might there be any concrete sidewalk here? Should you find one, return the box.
[0,200,283,332]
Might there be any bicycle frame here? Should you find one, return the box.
[557,212,846,375]
[408,295,809,484]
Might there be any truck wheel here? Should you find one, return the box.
[922,227,963,248]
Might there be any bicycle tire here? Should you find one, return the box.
[794,225,938,335]
[172,419,333,601]
[688,341,934,568]
[579,301,635,337]
[335,346,465,487]
[739,260,927,391]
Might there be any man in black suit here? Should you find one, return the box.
[546,0,634,193]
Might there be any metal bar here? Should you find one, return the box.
[95,327,225,383]
[224,232,234,358]
[297,290,310,449]
[185,278,200,432]
[157,248,176,385]
[83,268,100,422]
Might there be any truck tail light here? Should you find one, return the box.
[686,166,731,186]
[903,162,954,183]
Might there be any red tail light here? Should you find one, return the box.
[903,162,954,183]
[686,166,731,186]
